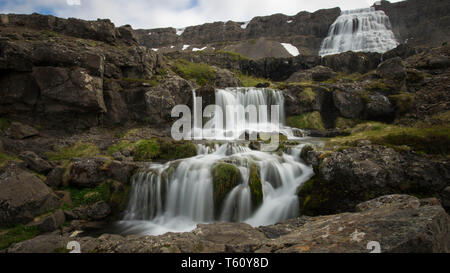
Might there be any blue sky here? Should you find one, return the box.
[0,0,404,29]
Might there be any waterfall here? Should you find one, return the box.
[319,7,398,57]
[193,87,295,140]
[118,143,314,236]
[115,87,314,236]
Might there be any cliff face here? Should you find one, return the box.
[376,0,450,47]
[136,8,341,56]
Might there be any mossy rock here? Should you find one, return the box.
[296,176,343,216]
[248,163,263,209]
[388,93,415,115]
[335,117,361,130]
[46,142,100,161]
[0,225,39,250]
[212,163,241,213]
[300,145,314,163]
[158,140,197,160]
[286,112,325,130]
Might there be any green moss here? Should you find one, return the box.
[248,163,263,209]
[215,50,250,61]
[133,139,160,161]
[389,93,415,115]
[298,88,316,103]
[233,70,271,87]
[324,72,363,84]
[0,152,20,167]
[286,112,325,130]
[326,122,450,155]
[158,141,197,160]
[107,140,134,155]
[53,247,70,253]
[173,60,217,86]
[366,80,392,92]
[300,145,314,162]
[109,184,131,212]
[335,117,361,129]
[0,225,39,250]
[212,163,241,212]
[46,142,100,161]
[65,183,111,207]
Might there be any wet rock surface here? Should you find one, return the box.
[6,195,450,253]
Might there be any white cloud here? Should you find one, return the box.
[0,0,405,29]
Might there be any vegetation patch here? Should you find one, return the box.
[233,70,271,87]
[172,59,217,86]
[216,50,250,61]
[158,141,197,160]
[388,93,416,115]
[133,139,160,161]
[298,87,316,103]
[335,117,361,129]
[326,122,450,155]
[0,152,20,167]
[0,225,39,250]
[65,183,111,207]
[46,142,100,161]
[248,163,263,209]
[286,112,325,130]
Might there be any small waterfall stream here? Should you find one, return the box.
[319,7,398,56]
[116,87,314,236]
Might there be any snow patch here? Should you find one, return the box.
[151,48,158,52]
[170,46,175,49]
[148,32,152,35]
[241,21,250,29]
[182,45,190,51]
[281,43,300,56]
[287,20,293,24]
[176,28,185,36]
[192,47,207,52]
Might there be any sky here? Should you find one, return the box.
[0,0,405,29]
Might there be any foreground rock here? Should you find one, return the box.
[6,195,450,253]
[0,163,61,226]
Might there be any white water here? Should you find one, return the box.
[319,7,398,57]
[192,87,297,141]
[116,87,314,236]
[118,143,314,236]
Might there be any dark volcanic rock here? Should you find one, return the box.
[287,65,337,82]
[0,163,61,226]
[5,122,38,140]
[19,151,52,174]
[86,201,111,220]
[297,145,450,215]
[7,194,450,253]
[26,210,65,233]
[321,51,382,74]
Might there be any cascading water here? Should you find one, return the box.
[319,7,398,56]
[193,87,297,141]
[116,87,314,236]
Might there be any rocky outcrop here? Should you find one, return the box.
[298,144,450,215]
[19,151,52,174]
[376,0,450,48]
[287,65,337,82]
[321,51,382,74]
[6,194,450,253]
[0,163,61,226]
[136,8,341,56]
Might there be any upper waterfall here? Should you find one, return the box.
[319,7,398,57]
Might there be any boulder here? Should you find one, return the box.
[19,151,52,174]
[214,67,242,88]
[0,163,61,226]
[26,210,65,233]
[45,167,64,188]
[86,201,111,220]
[287,65,337,82]
[376,57,406,82]
[297,145,450,216]
[365,94,395,121]
[5,122,38,140]
[322,51,382,74]
[332,90,365,119]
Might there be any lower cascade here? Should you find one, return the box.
[116,87,314,236]
[319,7,399,56]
